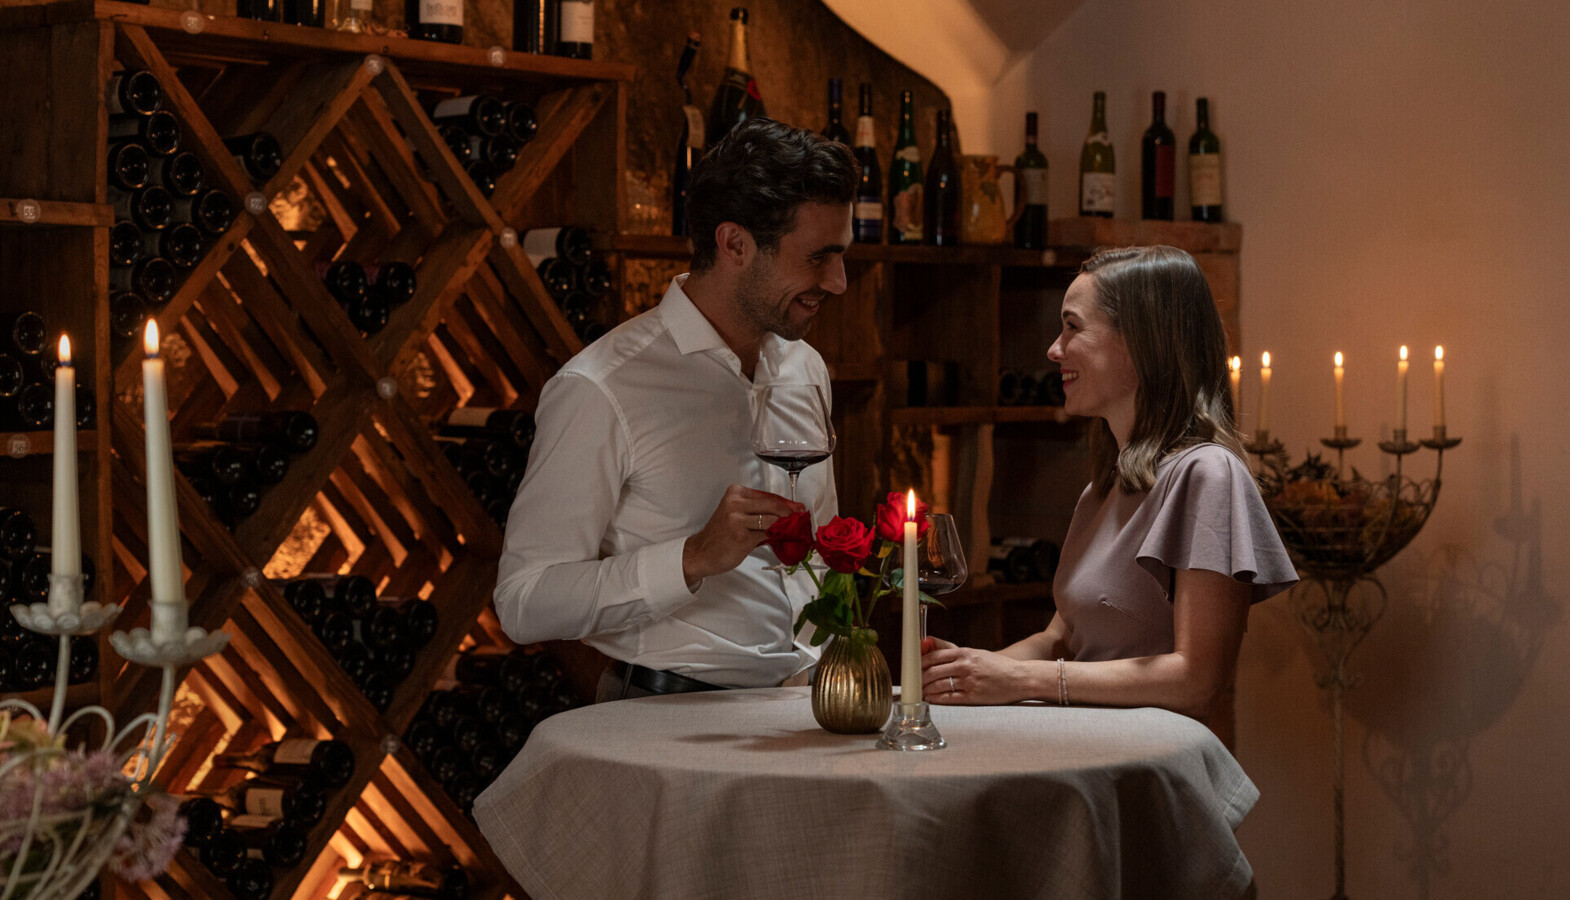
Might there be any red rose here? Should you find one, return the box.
[874,491,931,543]
[814,516,876,574]
[764,511,814,566]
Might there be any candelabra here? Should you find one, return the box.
[1,579,227,900]
[1250,425,1460,900]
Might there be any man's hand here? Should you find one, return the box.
[682,485,804,585]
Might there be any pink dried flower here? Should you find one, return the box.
[111,792,186,881]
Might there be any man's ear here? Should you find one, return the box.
[713,221,754,271]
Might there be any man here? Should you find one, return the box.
[492,118,858,700]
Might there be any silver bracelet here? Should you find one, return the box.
[1057,658,1068,706]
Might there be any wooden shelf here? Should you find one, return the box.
[2,430,100,457]
[0,198,111,227]
[1048,216,1242,254]
[891,406,1075,427]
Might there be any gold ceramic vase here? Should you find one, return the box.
[811,629,894,734]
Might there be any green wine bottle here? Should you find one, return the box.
[1014,111,1048,248]
[888,90,924,244]
[1078,91,1114,218]
[1189,97,1223,223]
[705,7,765,148]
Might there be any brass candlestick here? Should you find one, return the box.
[1250,426,1460,900]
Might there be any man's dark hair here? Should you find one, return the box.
[686,117,858,271]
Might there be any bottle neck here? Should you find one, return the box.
[1091,94,1107,132]
[897,97,916,145]
[1151,93,1166,124]
[1196,99,1210,129]
[1025,112,1038,147]
[728,18,750,73]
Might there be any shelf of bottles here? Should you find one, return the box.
[0,4,633,898]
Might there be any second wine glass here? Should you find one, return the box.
[917,512,968,641]
[751,384,836,502]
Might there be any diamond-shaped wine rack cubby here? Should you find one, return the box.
[2,4,632,898]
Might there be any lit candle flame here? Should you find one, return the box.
[1229,356,1241,373]
[1261,351,1271,368]
[1399,345,1408,361]
[58,334,71,366]
[906,488,916,521]
[1334,351,1343,367]
[1435,345,1443,361]
[144,319,160,357]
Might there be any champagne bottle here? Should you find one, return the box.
[107,141,151,192]
[513,0,556,53]
[1014,112,1048,249]
[109,220,144,268]
[557,0,594,60]
[174,188,236,237]
[282,0,326,27]
[672,31,702,238]
[406,0,463,44]
[705,7,765,147]
[155,151,204,197]
[113,185,174,232]
[193,411,319,452]
[1078,91,1114,217]
[214,738,355,788]
[224,132,284,183]
[852,83,883,243]
[821,78,850,145]
[888,90,924,243]
[432,94,505,137]
[334,0,374,32]
[1189,97,1223,223]
[105,69,162,117]
[237,0,281,21]
[109,256,176,305]
[924,108,960,247]
[1140,91,1175,221]
[522,225,592,266]
[108,109,180,156]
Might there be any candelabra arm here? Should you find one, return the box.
[148,665,179,778]
[46,636,70,735]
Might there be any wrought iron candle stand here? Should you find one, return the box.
[1,581,228,900]
[1249,425,1459,900]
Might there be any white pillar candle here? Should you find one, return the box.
[143,321,187,644]
[902,488,921,706]
[48,334,81,617]
[1333,352,1345,430]
[1228,356,1241,419]
[1433,346,1445,429]
[1396,345,1409,433]
[1257,352,1272,436]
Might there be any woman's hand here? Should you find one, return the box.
[920,636,1033,705]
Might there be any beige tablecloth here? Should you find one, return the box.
[474,687,1257,900]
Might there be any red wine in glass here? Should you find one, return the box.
[755,448,833,474]
[751,384,836,501]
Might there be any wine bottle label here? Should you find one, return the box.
[230,814,278,829]
[895,146,921,164]
[558,0,594,44]
[244,787,287,817]
[892,185,924,239]
[522,227,563,264]
[418,0,463,26]
[446,407,496,429]
[351,0,372,8]
[853,200,884,222]
[1155,145,1175,198]
[682,106,705,149]
[272,738,319,765]
[854,116,876,149]
[1022,168,1049,206]
[1189,153,1222,206]
[432,96,479,118]
[1080,173,1114,213]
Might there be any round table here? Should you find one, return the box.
[474,687,1257,900]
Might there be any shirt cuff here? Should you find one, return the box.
[638,536,700,614]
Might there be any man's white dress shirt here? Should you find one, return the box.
[493,275,837,688]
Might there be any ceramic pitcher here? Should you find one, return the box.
[960,155,1024,245]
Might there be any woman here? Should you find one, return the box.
[920,245,1296,735]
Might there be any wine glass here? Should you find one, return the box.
[751,384,836,502]
[917,513,969,642]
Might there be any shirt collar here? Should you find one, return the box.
[659,274,790,381]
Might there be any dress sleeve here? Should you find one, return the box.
[1134,445,1298,604]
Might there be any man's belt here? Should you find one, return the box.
[611,660,727,695]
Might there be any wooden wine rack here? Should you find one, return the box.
[0,2,632,898]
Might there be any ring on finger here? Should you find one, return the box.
[948,676,956,693]
[756,514,764,531]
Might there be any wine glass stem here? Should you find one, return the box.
[788,472,799,502]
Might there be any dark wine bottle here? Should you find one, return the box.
[213,775,326,826]
[320,259,369,302]
[145,221,204,269]
[109,292,149,341]
[503,101,538,144]
[468,133,520,169]
[4,312,46,357]
[109,256,177,305]
[282,0,325,27]
[339,860,468,897]
[1140,91,1175,221]
[705,7,765,147]
[297,573,379,619]
[556,0,594,59]
[1188,97,1223,223]
[465,160,498,197]
[173,188,236,237]
[403,718,443,761]
[192,411,318,452]
[923,108,960,247]
[1079,91,1114,217]
[176,796,224,848]
[406,0,464,44]
[224,857,274,900]
[345,288,391,335]
[13,637,55,689]
[107,140,151,192]
[176,444,250,486]
[0,507,38,561]
[155,151,205,197]
[1014,112,1048,249]
[0,354,22,400]
[440,406,536,448]
[522,225,592,266]
[580,258,611,298]
[821,78,850,144]
[68,635,97,683]
[313,606,354,655]
[108,110,180,156]
[248,442,291,484]
[888,90,923,244]
[199,827,247,878]
[109,220,145,268]
[372,261,417,307]
[514,0,557,53]
[536,257,575,298]
[14,383,53,429]
[672,31,702,238]
[113,185,174,232]
[105,69,162,116]
[236,0,281,21]
[280,578,328,623]
[229,814,309,868]
[359,669,397,711]
[73,384,95,429]
[852,83,883,243]
[439,124,476,164]
[225,132,283,183]
[214,738,355,788]
[388,596,438,647]
[432,94,504,137]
